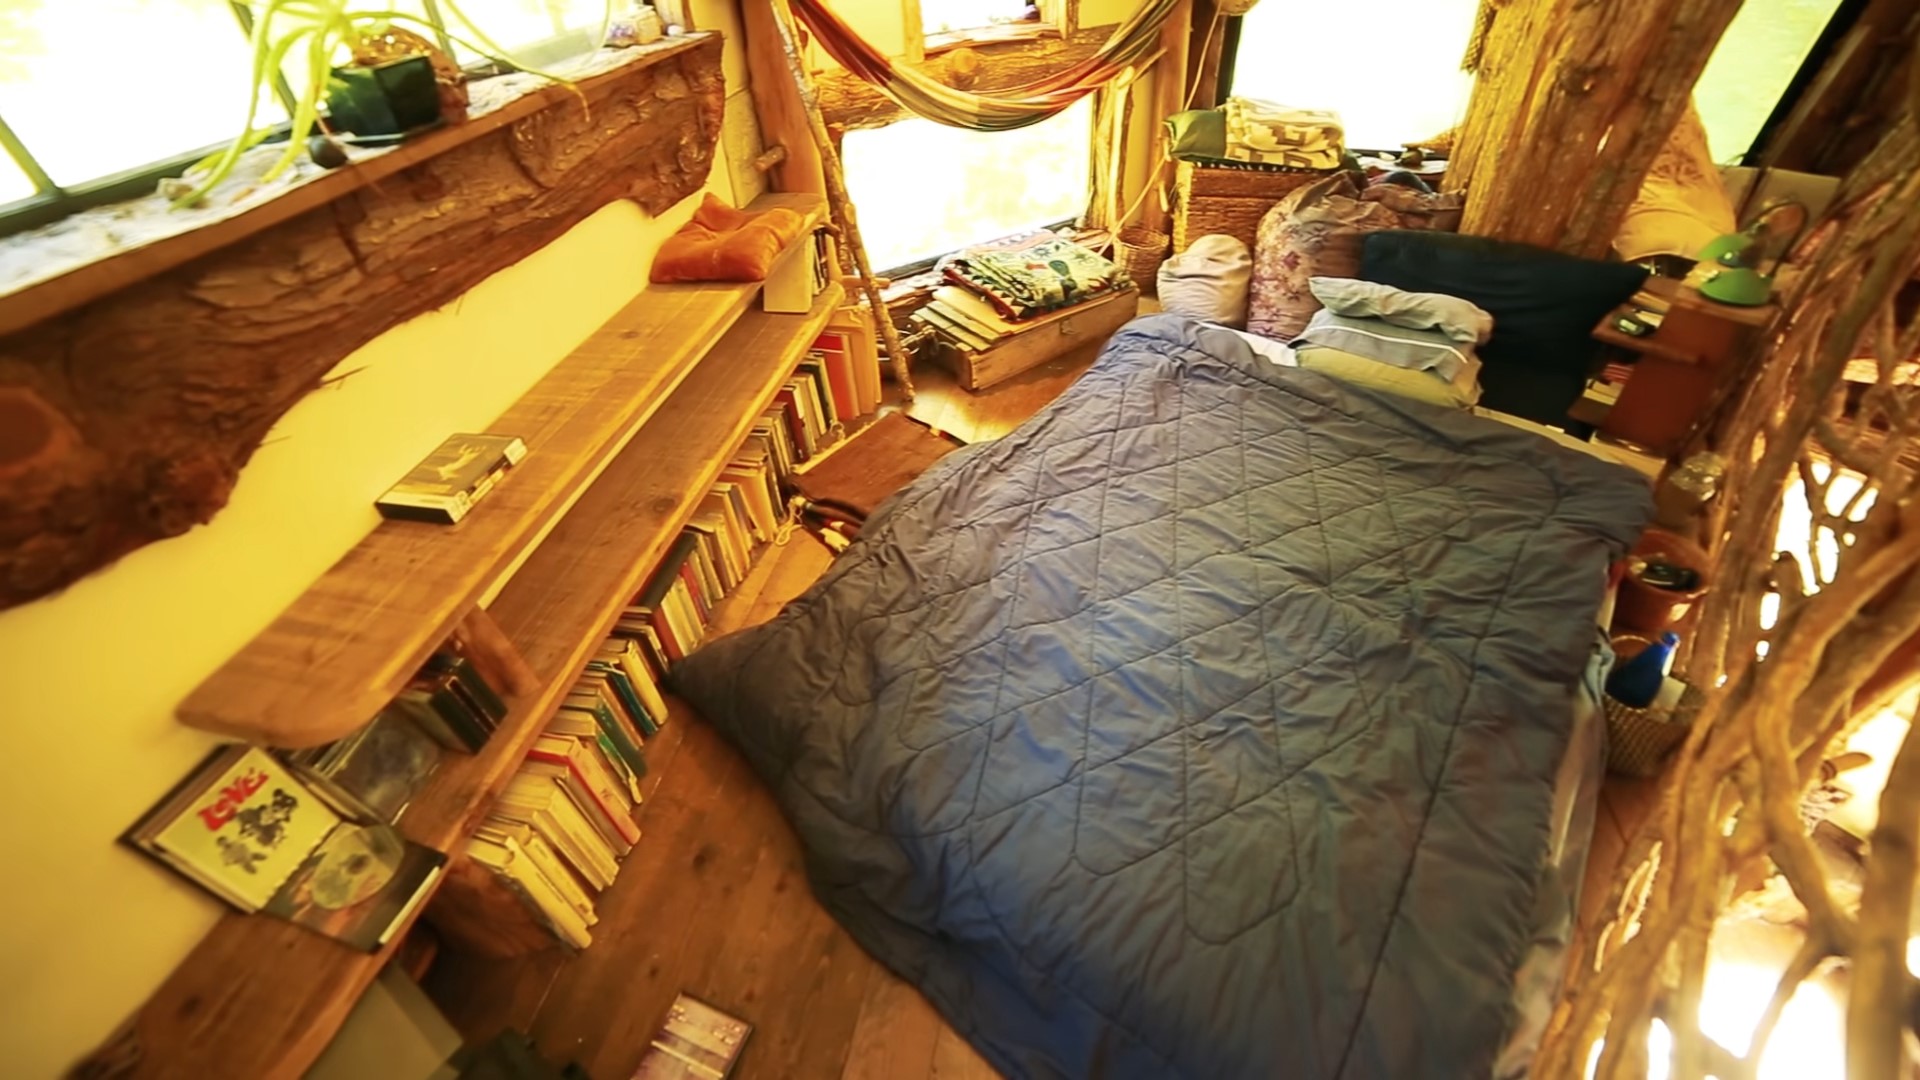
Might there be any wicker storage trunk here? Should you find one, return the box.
[1173,161,1336,253]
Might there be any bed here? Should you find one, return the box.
[670,314,1651,1079]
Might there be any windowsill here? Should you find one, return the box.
[0,33,715,339]
[924,21,1057,55]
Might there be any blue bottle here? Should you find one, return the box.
[1607,632,1679,708]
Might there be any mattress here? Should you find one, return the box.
[673,314,1651,1078]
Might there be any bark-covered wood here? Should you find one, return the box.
[813,26,1109,131]
[1763,0,1920,176]
[0,38,725,612]
[1541,96,1920,1080]
[1449,0,1742,257]
[744,0,828,194]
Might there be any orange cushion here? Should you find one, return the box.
[650,193,807,283]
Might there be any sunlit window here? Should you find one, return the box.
[0,157,33,205]
[1693,0,1843,162]
[841,96,1093,273]
[0,0,609,230]
[920,0,1034,36]
[0,0,287,188]
[1228,0,1480,149]
[441,0,612,67]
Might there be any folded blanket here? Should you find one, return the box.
[940,234,1124,320]
[1225,97,1345,170]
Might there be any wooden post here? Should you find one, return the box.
[769,0,917,400]
[1450,0,1745,257]
[1136,0,1193,238]
[743,0,828,196]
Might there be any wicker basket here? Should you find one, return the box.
[1604,692,1698,778]
[1173,160,1333,253]
[1601,631,1702,779]
[1114,225,1170,296]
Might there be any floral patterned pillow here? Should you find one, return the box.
[1246,175,1462,342]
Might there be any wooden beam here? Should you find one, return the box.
[812,26,1110,132]
[0,38,726,613]
[1452,0,1744,257]
[1762,0,1920,176]
[0,36,717,341]
[742,0,828,194]
[1137,0,1193,238]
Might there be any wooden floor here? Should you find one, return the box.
[427,339,1664,1079]
[419,346,1115,1080]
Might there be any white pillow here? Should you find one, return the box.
[1158,234,1253,328]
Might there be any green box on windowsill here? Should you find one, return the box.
[325,53,441,137]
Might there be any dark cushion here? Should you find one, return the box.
[1359,231,1647,424]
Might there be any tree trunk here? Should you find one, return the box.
[1450,0,1744,257]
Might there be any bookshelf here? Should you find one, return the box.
[173,192,826,749]
[89,201,838,1080]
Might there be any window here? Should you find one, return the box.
[1227,0,1481,150]
[0,1,605,234]
[841,96,1094,273]
[920,0,1037,37]
[0,0,288,190]
[1692,0,1844,162]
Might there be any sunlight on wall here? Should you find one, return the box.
[0,6,754,1068]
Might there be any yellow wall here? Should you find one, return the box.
[0,16,753,1077]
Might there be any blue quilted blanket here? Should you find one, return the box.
[671,315,1651,1079]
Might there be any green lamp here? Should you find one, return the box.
[1695,201,1808,307]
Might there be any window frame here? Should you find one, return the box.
[920,0,1071,58]
[0,0,594,240]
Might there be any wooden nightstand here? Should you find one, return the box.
[1590,276,1779,454]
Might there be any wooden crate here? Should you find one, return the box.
[931,287,1140,391]
[1173,161,1334,253]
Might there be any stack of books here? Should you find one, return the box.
[618,482,771,674]
[758,322,884,470]
[464,655,668,949]
[125,747,446,951]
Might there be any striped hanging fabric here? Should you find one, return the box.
[790,0,1180,131]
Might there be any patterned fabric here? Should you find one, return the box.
[941,235,1124,320]
[792,0,1177,131]
[1223,97,1345,170]
[1247,175,1463,342]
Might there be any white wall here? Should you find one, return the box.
[0,14,754,1075]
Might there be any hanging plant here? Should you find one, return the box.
[169,0,608,208]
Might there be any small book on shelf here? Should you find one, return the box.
[125,746,445,951]
[284,708,442,824]
[376,434,528,524]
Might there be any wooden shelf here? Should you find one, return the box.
[0,36,716,338]
[173,193,825,750]
[490,282,846,676]
[90,271,846,1080]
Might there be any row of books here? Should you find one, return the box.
[465,639,672,948]
[459,313,886,949]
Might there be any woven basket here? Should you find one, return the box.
[1600,633,1702,778]
[1174,161,1332,252]
[1115,225,1170,296]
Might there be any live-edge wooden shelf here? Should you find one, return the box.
[175,192,825,750]
[89,209,838,1080]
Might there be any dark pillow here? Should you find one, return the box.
[1359,231,1647,424]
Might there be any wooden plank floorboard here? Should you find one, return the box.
[842,969,944,1080]
[424,325,1151,1080]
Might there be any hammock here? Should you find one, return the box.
[790,0,1179,131]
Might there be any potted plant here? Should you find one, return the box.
[169,0,602,207]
